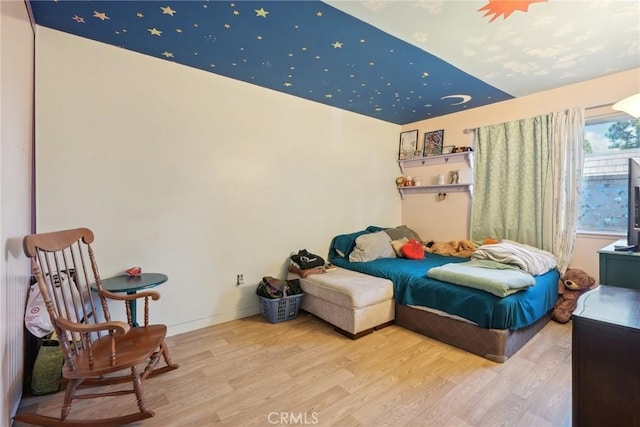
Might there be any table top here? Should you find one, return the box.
[598,239,640,256]
[573,285,640,330]
[98,273,168,293]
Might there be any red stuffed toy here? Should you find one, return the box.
[401,239,425,260]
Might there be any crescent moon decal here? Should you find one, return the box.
[441,94,472,105]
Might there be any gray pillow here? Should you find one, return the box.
[349,231,396,262]
[384,225,423,242]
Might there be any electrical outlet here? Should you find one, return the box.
[236,274,244,285]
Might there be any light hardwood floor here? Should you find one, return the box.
[15,313,573,426]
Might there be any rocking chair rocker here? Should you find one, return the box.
[16,227,179,426]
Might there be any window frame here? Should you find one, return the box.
[577,110,637,236]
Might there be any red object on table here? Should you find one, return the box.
[126,267,142,277]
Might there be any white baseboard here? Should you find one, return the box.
[166,306,261,337]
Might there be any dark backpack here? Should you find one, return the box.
[290,249,325,270]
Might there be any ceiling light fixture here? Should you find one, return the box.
[612,93,640,118]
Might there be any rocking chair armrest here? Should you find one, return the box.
[54,317,131,336]
[101,289,161,301]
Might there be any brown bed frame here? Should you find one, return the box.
[395,303,552,363]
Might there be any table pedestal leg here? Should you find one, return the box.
[127,291,139,327]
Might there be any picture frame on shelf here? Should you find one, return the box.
[398,130,419,160]
[442,145,454,155]
[449,170,460,184]
[423,130,444,157]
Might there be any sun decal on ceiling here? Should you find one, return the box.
[478,0,548,23]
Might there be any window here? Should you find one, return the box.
[578,114,640,233]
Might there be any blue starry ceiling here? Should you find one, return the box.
[28,1,640,125]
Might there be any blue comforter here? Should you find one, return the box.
[330,255,558,330]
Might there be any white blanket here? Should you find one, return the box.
[471,240,557,276]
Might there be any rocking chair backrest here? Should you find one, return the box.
[23,227,112,369]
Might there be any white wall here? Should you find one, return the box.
[401,68,640,281]
[1,0,35,422]
[34,27,400,336]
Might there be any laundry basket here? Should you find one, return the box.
[258,294,303,324]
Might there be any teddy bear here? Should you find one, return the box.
[551,268,598,323]
[424,239,476,258]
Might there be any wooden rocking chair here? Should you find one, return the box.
[16,227,179,426]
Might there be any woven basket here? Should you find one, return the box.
[31,340,64,395]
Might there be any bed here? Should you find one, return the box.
[327,226,559,362]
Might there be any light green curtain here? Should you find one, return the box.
[470,108,585,273]
[470,115,552,249]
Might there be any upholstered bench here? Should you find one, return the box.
[287,267,394,339]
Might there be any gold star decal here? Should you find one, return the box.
[332,41,343,48]
[93,11,110,21]
[148,28,162,36]
[255,8,269,18]
[72,15,85,23]
[422,72,429,78]
[161,6,176,16]
[137,12,143,18]
[176,28,183,33]
[316,11,323,17]
[284,82,292,87]
[233,10,239,15]
[161,51,174,58]
[325,94,333,98]
[224,24,230,29]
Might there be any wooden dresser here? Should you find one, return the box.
[572,286,640,426]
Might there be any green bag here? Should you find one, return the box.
[31,339,64,395]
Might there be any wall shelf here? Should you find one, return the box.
[396,183,473,199]
[398,151,473,173]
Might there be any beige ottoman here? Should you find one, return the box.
[288,267,394,339]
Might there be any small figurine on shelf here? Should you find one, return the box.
[450,170,460,184]
[395,176,405,187]
[453,146,473,153]
[404,176,414,186]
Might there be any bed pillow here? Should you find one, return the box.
[330,226,385,258]
[349,231,396,262]
[401,239,425,260]
[385,225,423,243]
[391,237,409,257]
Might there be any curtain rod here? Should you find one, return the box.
[585,102,614,111]
[462,103,617,133]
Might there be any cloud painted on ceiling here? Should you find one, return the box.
[29,0,513,125]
